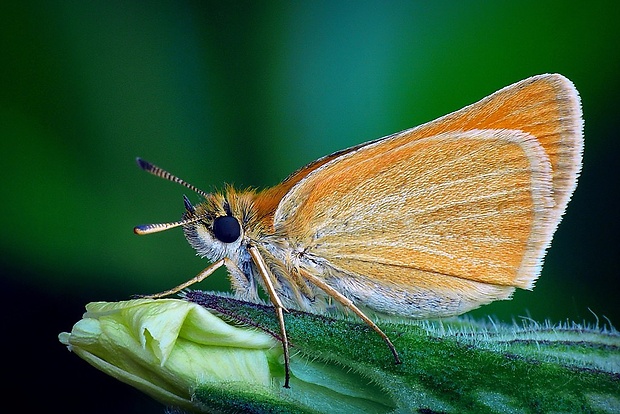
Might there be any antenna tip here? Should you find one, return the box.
[135,157,151,170]
[133,224,153,235]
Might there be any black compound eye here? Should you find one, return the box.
[212,216,241,243]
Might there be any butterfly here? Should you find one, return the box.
[135,74,583,387]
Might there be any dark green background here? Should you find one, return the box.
[2,1,618,412]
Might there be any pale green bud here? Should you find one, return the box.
[59,299,279,411]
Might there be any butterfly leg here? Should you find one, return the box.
[248,245,291,388]
[226,258,261,302]
[142,258,227,298]
[298,268,401,365]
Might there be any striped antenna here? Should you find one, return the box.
[134,214,205,235]
[136,157,210,198]
[134,158,210,235]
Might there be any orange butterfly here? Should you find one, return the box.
[135,74,583,387]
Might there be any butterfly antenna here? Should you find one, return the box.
[134,215,205,235]
[134,158,210,235]
[136,157,210,198]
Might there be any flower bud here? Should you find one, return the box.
[59,299,279,411]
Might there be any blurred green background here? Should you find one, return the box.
[2,1,618,412]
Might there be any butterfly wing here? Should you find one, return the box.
[271,74,582,317]
[408,73,583,217]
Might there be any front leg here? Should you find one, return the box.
[226,258,260,302]
[248,245,291,388]
[143,258,227,298]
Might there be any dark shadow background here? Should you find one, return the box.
[1,1,618,412]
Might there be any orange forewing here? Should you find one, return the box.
[275,130,551,287]
[406,74,582,214]
[251,74,582,316]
